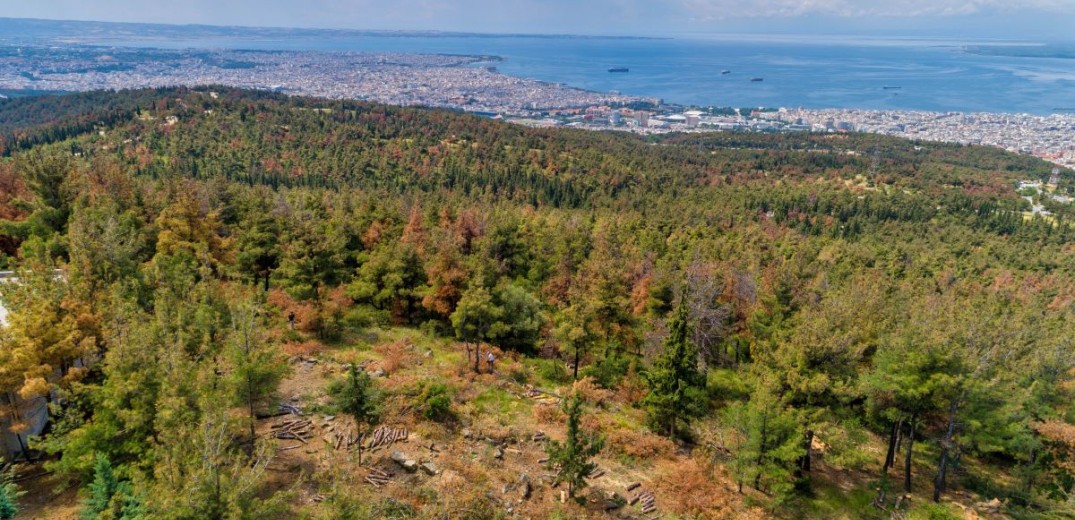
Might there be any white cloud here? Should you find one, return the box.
[679,0,1075,19]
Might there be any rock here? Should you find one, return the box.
[494,447,504,459]
[520,480,531,500]
[420,462,438,475]
[401,460,418,472]
[603,499,621,511]
[462,429,473,439]
[390,451,408,464]
[976,498,1003,514]
[425,350,434,358]
[371,369,386,378]
[323,415,335,421]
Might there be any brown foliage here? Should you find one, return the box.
[266,289,319,333]
[282,340,323,357]
[572,377,613,407]
[606,428,675,459]
[373,339,417,376]
[651,459,750,519]
[614,364,647,404]
[532,403,563,425]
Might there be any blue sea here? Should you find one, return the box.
[70,33,1075,114]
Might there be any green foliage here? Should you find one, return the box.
[332,364,380,428]
[348,242,426,324]
[451,282,543,352]
[2,88,1075,517]
[643,300,707,437]
[419,383,454,422]
[908,502,962,520]
[0,466,22,520]
[533,358,570,385]
[545,393,605,501]
[724,386,803,503]
[580,353,631,389]
[80,453,144,520]
[224,301,289,438]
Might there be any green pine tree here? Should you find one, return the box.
[545,393,604,502]
[643,299,706,437]
[333,364,380,464]
[0,466,23,520]
[81,453,119,519]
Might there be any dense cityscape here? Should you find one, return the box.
[1,44,1072,169]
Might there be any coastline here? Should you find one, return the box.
[0,40,1071,170]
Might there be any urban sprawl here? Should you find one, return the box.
[2,45,1072,169]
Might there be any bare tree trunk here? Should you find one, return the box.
[884,418,903,473]
[904,415,917,493]
[800,429,813,474]
[754,411,769,490]
[934,399,959,502]
[573,346,580,381]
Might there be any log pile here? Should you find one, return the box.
[629,489,657,515]
[364,468,392,487]
[272,417,313,445]
[364,425,409,450]
[586,466,606,480]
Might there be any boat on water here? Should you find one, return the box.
[883,86,902,90]
[721,70,731,74]
[750,77,763,82]
[608,67,629,73]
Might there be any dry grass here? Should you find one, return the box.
[372,339,417,376]
[606,427,676,459]
[282,339,323,357]
[650,458,761,519]
[572,376,614,407]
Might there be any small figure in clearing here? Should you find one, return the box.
[487,352,495,373]
[288,311,296,330]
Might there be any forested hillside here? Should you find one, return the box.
[1,87,1074,519]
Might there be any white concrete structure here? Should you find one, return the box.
[0,270,55,461]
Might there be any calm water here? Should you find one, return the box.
[104,35,1075,114]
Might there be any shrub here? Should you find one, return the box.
[0,467,22,520]
[534,358,570,385]
[420,383,454,422]
[507,364,531,385]
[282,340,322,357]
[581,354,631,389]
[606,428,675,459]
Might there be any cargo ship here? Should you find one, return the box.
[608,67,629,73]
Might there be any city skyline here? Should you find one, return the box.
[5,0,1075,40]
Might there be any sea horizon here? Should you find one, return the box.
[2,17,1075,115]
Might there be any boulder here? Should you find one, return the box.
[518,474,531,500]
[401,460,418,473]
[420,462,438,475]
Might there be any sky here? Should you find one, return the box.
[4,0,1075,40]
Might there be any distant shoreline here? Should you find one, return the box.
[0,17,668,42]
